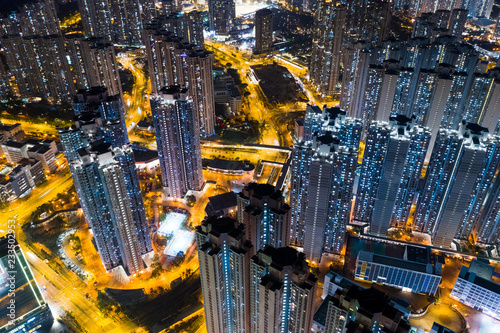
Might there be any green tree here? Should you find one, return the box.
[185,194,196,207]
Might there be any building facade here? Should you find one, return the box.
[451,262,500,318]
[290,106,360,261]
[250,246,318,333]
[354,116,430,235]
[196,217,253,333]
[237,183,290,252]
[254,9,274,54]
[150,86,203,198]
[208,0,235,35]
[414,123,500,248]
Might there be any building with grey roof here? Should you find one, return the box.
[355,246,442,295]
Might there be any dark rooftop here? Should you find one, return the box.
[317,135,337,145]
[313,295,332,327]
[405,245,430,264]
[390,114,413,125]
[2,140,25,148]
[465,122,488,135]
[244,183,275,197]
[205,192,238,217]
[0,123,21,132]
[459,265,500,294]
[204,216,238,235]
[260,246,304,269]
[206,158,255,172]
[89,141,112,154]
[133,147,158,163]
[159,85,188,95]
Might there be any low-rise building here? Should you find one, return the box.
[0,158,45,202]
[2,138,58,173]
[27,143,58,173]
[204,158,255,175]
[2,140,28,163]
[355,246,442,295]
[294,118,304,141]
[430,322,457,333]
[0,122,24,143]
[450,260,500,318]
[0,236,53,332]
[205,191,238,217]
[321,270,360,300]
[214,71,242,114]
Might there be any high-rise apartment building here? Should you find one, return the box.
[458,135,500,240]
[186,49,216,137]
[310,1,346,97]
[465,0,494,18]
[290,106,360,261]
[81,37,123,97]
[343,35,494,146]
[414,123,500,248]
[475,170,500,245]
[98,154,144,273]
[144,30,215,136]
[184,11,205,47]
[354,116,430,235]
[143,30,184,93]
[459,69,500,132]
[449,9,468,37]
[413,64,455,160]
[196,216,253,333]
[237,183,290,252]
[19,0,61,36]
[1,27,123,101]
[374,60,400,122]
[1,34,75,101]
[289,141,312,246]
[72,87,128,144]
[208,0,235,35]
[340,41,371,116]
[58,87,152,270]
[143,11,205,48]
[65,33,91,90]
[250,246,318,333]
[0,0,60,37]
[76,0,112,42]
[254,8,274,54]
[150,86,203,198]
[346,0,391,45]
[196,217,318,333]
[411,9,468,40]
[77,0,155,46]
[301,136,358,262]
[477,74,500,134]
[158,0,181,15]
[68,143,144,274]
[70,87,152,255]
